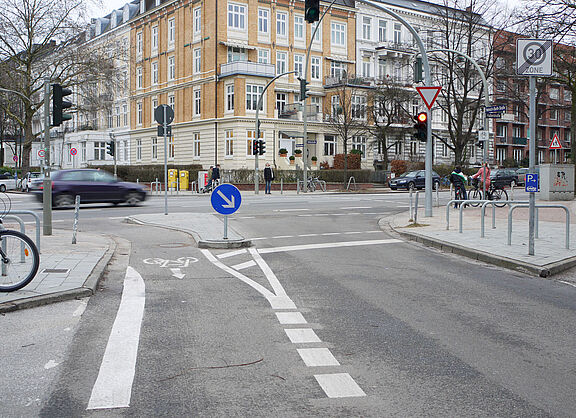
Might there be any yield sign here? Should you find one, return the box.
[416,86,442,110]
[549,133,562,149]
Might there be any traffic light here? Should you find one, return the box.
[106,140,115,157]
[476,141,484,149]
[258,140,266,155]
[252,140,259,155]
[305,0,320,23]
[52,84,74,126]
[413,112,428,142]
[299,77,309,101]
[414,57,423,83]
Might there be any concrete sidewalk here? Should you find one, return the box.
[383,199,576,277]
[0,228,116,313]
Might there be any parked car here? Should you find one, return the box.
[515,167,540,186]
[19,172,42,192]
[33,169,147,208]
[0,172,17,192]
[490,168,519,187]
[389,170,441,190]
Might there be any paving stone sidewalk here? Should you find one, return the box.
[0,228,115,313]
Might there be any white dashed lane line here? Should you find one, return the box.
[248,230,383,241]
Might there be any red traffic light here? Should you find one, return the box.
[417,112,428,123]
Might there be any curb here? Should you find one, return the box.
[0,235,118,313]
[380,217,575,278]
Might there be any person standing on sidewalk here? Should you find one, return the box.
[264,163,274,194]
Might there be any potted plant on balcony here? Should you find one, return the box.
[311,156,318,166]
[289,155,295,165]
[279,148,288,157]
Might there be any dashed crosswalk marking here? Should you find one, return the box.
[314,373,366,398]
[231,260,257,270]
[297,348,340,367]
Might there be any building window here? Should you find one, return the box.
[496,124,506,137]
[136,32,143,57]
[246,84,263,111]
[258,49,269,64]
[81,142,86,161]
[331,95,340,117]
[168,94,175,111]
[258,9,269,34]
[151,137,158,160]
[362,17,372,40]
[168,56,175,81]
[123,103,128,126]
[513,148,523,161]
[311,56,321,80]
[228,3,246,30]
[294,15,304,40]
[330,61,346,78]
[351,95,366,119]
[194,7,202,34]
[107,110,113,129]
[168,136,175,159]
[513,125,523,137]
[225,130,234,157]
[362,57,371,78]
[94,142,106,160]
[152,98,158,120]
[549,108,558,120]
[394,141,402,155]
[194,89,201,116]
[137,102,143,125]
[136,66,143,89]
[277,11,287,37]
[152,25,158,52]
[324,135,336,156]
[136,139,142,161]
[294,54,304,77]
[378,58,387,79]
[123,140,128,161]
[378,20,387,42]
[193,133,201,158]
[151,61,158,85]
[352,136,366,158]
[276,51,287,75]
[115,106,120,127]
[168,18,175,47]
[565,110,571,122]
[550,87,559,100]
[331,22,345,46]
[194,48,201,74]
[276,93,286,113]
[393,23,401,44]
[226,85,234,112]
[227,46,247,62]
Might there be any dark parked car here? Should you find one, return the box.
[490,168,519,187]
[515,167,540,186]
[33,169,147,208]
[389,170,441,190]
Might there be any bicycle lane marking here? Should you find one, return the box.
[87,266,145,410]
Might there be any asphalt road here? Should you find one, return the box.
[2,190,575,416]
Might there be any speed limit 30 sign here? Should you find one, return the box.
[516,39,553,76]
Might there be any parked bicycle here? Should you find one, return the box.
[468,178,509,208]
[306,176,326,192]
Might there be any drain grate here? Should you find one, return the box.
[41,268,70,274]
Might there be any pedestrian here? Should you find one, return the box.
[211,164,221,186]
[264,163,274,194]
[450,166,468,207]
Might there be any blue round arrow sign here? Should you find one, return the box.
[211,184,242,215]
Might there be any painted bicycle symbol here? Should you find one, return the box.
[142,256,199,268]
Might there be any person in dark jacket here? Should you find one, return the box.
[450,166,468,207]
[264,163,274,194]
[206,164,220,190]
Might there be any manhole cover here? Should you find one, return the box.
[158,243,190,248]
[41,268,70,274]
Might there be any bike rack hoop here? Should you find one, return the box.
[507,204,570,249]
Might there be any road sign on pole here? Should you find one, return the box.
[38,149,45,158]
[416,86,442,110]
[525,173,539,192]
[211,184,242,215]
[516,39,553,76]
[154,104,174,125]
[70,147,77,156]
[549,133,562,149]
[485,105,506,113]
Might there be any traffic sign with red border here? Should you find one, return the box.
[38,149,45,158]
[416,86,442,110]
[70,147,77,156]
[549,134,562,149]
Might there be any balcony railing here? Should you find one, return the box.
[278,103,320,121]
[219,61,275,78]
[512,137,528,145]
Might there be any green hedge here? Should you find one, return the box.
[89,164,203,182]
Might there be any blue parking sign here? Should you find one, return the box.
[525,173,539,193]
[211,184,242,215]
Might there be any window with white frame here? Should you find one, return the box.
[276,11,287,38]
[168,56,175,80]
[550,87,559,100]
[115,105,120,127]
[566,110,571,121]
[194,48,201,73]
[226,84,234,112]
[276,51,287,75]
[168,136,175,159]
[294,15,304,40]
[393,23,401,43]
[362,17,372,40]
[246,85,263,111]
[194,89,201,116]
[513,125,523,137]
[123,103,128,126]
[324,135,336,156]
[152,26,158,53]
[565,130,571,143]
[152,98,158,120]
[228,3,246,30]
[331,95,341,117]
[496,124,506,137]
[193,132,201,158]
[137,102,143,125]
[136,32,143,57]
[276,93,286,113]
[225,130,234,157]
[294,54,304,77]
[168,18,175,47]
[246,129,263,156]
[311,56,321,80]
[194,7,201,35]
[331,22,345,46]
[258,9,269,34]
[151,61,158,85]
[258,49,269,64]
[81,142,86,161]
[136,66,143,89]
[310,96,321,113]
[168,94,175,111]
[351,95,366,119]
[362,57,371,77]
[352,136,367,158]
[227,46,246,62]
[549,108,558,120]
[513,148,523,161]
[378,58,387,78]
[94,142,106,160]
[330,61,346,78]
[378,20,387,42]
[151,137,158,160]
[394,141,402,155]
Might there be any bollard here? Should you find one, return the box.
[414,192,419,224]
[281,178,283,195]
[409,189,413,221]
[72,195,80,244]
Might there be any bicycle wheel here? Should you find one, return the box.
[307,181,315,192]
[318,180,326,192]
[454,188,462,208]
[469,189,482,207]
[0,230,40,292]
[491,187,508,208]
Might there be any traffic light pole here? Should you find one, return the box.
[254,71,297,194]
[42,78,52,236]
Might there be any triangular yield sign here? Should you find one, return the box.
[549,133,562,149]
[416,86,442,110]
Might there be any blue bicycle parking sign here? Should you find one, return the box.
[211,184,242,215]
[525,173,539,193]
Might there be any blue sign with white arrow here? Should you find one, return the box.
[211,184,242,215]
[525,173,539,193]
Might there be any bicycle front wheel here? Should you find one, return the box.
[470,189,482,207]
[0,230,40,292]
[492,188,509,208]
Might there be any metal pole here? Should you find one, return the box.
[529,76,536,255]
[164,107,168,215]
[42,79,52,236]
[72,195,80,244]
[223,215,228,240]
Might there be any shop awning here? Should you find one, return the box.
[219,40,257,50]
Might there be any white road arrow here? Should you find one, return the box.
[170,268,185,279]
[217,190,235,208]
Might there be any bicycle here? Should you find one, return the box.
[453,183,466,208]
[469,178,509,208]
[304,176,326,192]
[0,219,40,292]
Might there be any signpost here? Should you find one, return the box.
[525,173,539,193]
[38,149,45,159]
[154,104,175,215]
[549,133,562,164]
[210,183,242,240]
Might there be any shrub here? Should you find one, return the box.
[294,149,302,155]
[315,169,373,183]
[433,164,454,178]
[390,160,407,176]
[279,148,288,155]
[311,156,318,161]
[407,161,425,171]
[333,153,361,169]
[289,155,295,160]
[89,164,202,182]
[350,149,363,155]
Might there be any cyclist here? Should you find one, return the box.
[450,166,468,206]
[472,162,491,193]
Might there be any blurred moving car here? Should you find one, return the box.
[33,169,147,208]
[490,168,519,187]
[389,170,441,190]
[0,172,17,192]
[19,172,42,192]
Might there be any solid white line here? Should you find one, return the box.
[258,239,401,254]
[364,230,381,234]
[285,328,321,344]
[321,232,341,236]
[275,208,309,212]
[343,231,363,235]
[297,348,340,367]
[314,373,367,398]
[249,248,288,297]
[271,235,294,239]
[559,280,576,288]
[250,237,267,241]
[297,214,314,217]
[340,206,372,210]
[108,216,127,220]
[276,312,307,324]
[87,266,146,410]
[217,249,247,259]
[231,260,257,270]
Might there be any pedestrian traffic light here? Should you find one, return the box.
[258,140,266,155]
[305,0,320,23]
[299,77,309,100]
[52,84,74,126]
[252,140,259,155]
[413,112,428,142]
[106,140,115,157]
